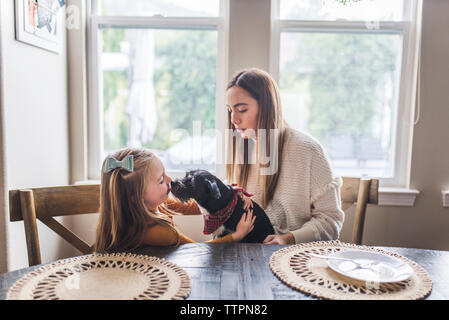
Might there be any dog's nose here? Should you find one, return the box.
[170,180,180,188]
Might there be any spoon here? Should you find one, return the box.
[308,252,381,270]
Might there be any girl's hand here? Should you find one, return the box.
[263,233,295,245]
[232,208,256,242]
[231,184,254,212]
[241,193,254,212]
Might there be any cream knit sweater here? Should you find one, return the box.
[241,127,345,244]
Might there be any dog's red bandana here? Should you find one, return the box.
[203,184,253,234]
[202,185,254,235]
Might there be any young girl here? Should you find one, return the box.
[94,147,255,253]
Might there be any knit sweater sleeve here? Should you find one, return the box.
[291,142,345,243]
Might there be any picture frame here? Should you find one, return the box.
[14,0,66,54]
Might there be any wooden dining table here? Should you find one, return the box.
[1,243,449,300]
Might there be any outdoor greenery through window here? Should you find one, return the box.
[277,0,409,179]
[97,0,220,172]
[102,28,217,171]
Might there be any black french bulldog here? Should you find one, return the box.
[170,169,275,243]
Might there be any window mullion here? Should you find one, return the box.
[215,1,229,180]
[94,16,221,29]
[269,0,281,83]
[87,15,103,179]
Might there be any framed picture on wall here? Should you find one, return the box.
[14,0,66,53]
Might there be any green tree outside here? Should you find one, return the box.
[280,32,401,157]
[102,28,217,153]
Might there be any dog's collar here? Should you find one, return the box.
[202,186,253,235]
[230,184,254,197]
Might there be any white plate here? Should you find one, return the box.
[326,249,414,283]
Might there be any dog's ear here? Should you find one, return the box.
[206,179,222,199]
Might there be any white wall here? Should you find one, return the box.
[0,0,71,271]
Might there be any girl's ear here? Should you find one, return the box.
[206,179,222,199]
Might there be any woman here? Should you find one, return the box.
[225,68,344,244]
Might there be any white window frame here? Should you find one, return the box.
[87,0,229,180]
[270,0,422,189]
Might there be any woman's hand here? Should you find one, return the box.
[263,233,295,245]
[232,208,256,242]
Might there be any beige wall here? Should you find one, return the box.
[0,0,71,271]
[228,0,271,76]
[67,0,88,184]
[0,0,8,273]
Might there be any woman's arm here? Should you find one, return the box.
[291,143,344,244]
[263,233,295,244]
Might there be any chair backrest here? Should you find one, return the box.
[341,177,379,245]
[9,184,100,266]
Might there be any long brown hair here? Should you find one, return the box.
[94,148,178,253]
[226,68,288,208]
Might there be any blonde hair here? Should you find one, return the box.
[226,68,287,209]
[94,147,179,253]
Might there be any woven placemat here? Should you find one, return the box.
[270,241,433,300]
[7,253,191,300]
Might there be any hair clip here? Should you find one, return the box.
[104,155,134,173]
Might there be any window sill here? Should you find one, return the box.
[75,180,100,185]
[74,181,421,207]
[378,188,420,207]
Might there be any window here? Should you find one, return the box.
[88,0,228,179]
[271,0,422,187]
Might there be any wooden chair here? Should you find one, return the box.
[341,177,379,245]
[9,184,100,266]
